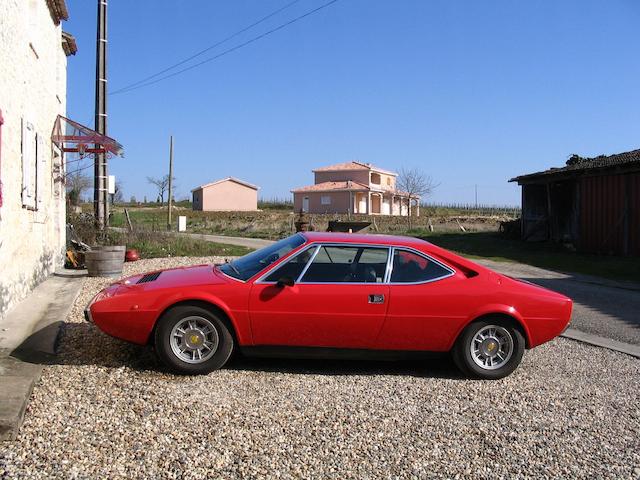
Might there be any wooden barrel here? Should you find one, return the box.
[85,245,126,277]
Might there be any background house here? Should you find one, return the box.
[0,0,75,318]
[511,149,640,256]
[191,177,258,211]
[292,161,417,216]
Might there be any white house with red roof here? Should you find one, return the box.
[291,161,418,216]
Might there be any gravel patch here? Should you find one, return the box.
[1,258,639,479]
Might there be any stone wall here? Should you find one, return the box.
[0,0,68,318]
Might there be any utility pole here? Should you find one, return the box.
[474,184,478,209]
[94,0,108,229]
[167,135,173,230]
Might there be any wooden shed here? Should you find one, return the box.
[510,149,640,256]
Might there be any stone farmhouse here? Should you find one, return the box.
[292,161,418,216]
[0,0,76,317]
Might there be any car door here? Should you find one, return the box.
[249,244,390,348]
[375,247,466,351]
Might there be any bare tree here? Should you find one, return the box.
[147,175,175,205]
[397,168,439,226]
[66,172,91,206]
[112,180,124,205]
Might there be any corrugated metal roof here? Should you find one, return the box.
[511,149,640,183]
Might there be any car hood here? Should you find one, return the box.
[116,264,228,292]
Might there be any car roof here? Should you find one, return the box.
[301,231,431,248]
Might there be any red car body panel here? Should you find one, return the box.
[87,232,573,353]
[249,283,390,348]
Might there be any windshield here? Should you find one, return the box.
[218,234,306,281]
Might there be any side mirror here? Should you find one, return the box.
[276,276,295,288]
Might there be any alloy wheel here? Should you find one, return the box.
[169,316,219,364]
[469,325,514,370]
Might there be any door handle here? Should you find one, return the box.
[368,294,385,304]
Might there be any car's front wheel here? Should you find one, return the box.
[453,320,525,380]
[154,304,234,375]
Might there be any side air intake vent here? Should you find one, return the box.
[137,272,162,284]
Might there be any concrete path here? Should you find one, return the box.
[562,328,640,359]
[0,271,84,440]
[110,227,274,250]
[183,232,274,250]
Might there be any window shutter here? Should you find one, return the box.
[36,133,45,210]
[22,120,36,209]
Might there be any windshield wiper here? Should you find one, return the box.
[225,258,241,277]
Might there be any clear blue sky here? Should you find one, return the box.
[65,0,640,206]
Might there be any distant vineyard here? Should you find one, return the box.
[258,197,520,218]
[258,197,294,210]
[421,202,521,218]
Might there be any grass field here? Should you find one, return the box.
[415,230,640,283]
[107,205,504,240]
[105,230,252,259]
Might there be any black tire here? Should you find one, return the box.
[154,304,234,375]
[452,319,525,380]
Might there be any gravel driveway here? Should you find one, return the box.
[1,257,639,479]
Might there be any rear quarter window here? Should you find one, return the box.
[390,249,453,283]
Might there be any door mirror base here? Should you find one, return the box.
[276,276,295,288]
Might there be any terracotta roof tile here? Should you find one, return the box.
[313,161,369,172]
[291,181,412,196]
[511,149,640,182]
[192,177,258,192]
[313,161,396,175]
[291,181,370,193]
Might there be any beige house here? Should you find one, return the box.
[192,177,259,211]
[292,161,418,216]
[0,0,75,318]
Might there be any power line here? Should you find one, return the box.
[111,0,341,96]
[111,0,303,95]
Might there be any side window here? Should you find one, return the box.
[301,246,389,283]
[390,249,452,283]
[263,247,316,282]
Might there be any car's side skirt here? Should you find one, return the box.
[239,345,448,361]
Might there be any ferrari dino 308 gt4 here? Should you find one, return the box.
[85,232,572,379]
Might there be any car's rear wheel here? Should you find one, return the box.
[154,305,234,375]
[453,319,525,380]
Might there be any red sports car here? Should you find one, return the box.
[85,232,572,379]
